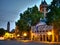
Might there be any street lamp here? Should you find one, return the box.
[47,32,52,35]
[23,33,27,37]
[17,34,20,37]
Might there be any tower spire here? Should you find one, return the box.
[40,0,48,23]
[7,21,10,32]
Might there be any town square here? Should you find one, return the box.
[0,0,60,45]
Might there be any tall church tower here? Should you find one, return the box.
[36,0,48,27]
[7,21,10,32]
[40,0,48,18]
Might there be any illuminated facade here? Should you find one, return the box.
[31,24,53,42]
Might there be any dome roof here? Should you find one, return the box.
[36,22,46,26]
[36,18,46,26]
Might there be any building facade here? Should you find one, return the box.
[31,25,53,42]
[31,0,57,42]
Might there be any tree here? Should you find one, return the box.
[0,28,5,36]
[16,5,42,33]
[46,0,60,35]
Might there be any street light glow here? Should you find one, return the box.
[47,32,52,35]
[17,34,20,37]
[23,33,27,36]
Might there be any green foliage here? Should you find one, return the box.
[16,5,42,32]
[0,28,5,36]
[46,0,60,34]
[46,0,60,24]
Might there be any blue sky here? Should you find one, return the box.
[0,0,52,31]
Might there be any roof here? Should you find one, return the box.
[41,0,47,5]
[36,18,46,26]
